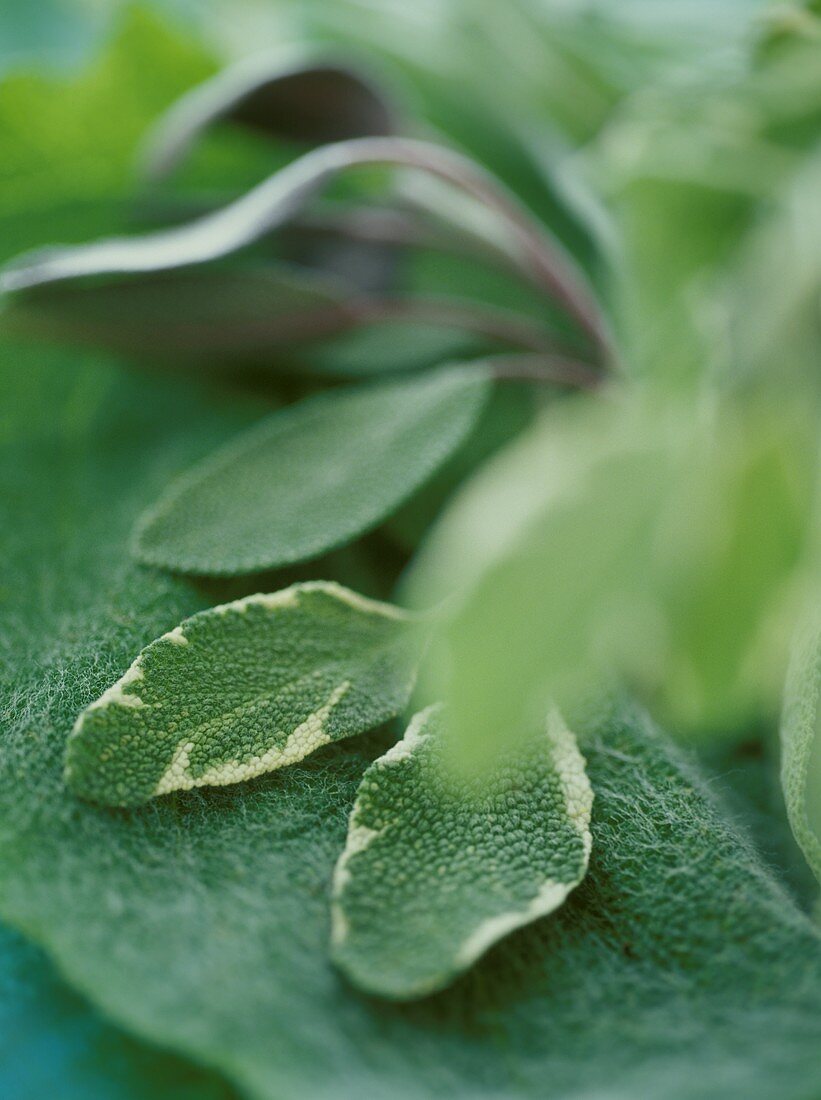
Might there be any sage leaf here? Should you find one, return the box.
[141,54,396,182]
[67,581,426,807]
[3,357,821,1099]
[0,264,354,362]
[780,616,821,884]
[134,364,492,575]
[331,706,592,999]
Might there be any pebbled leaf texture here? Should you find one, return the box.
[68,581,426,807]
[781,615,821,884]
[2,353,821,1100]
[134,364,492,575]
[331,705,592,998]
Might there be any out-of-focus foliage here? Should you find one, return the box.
[781,615,821,884]
[0,9,214,263]
[589,4,821,385]
[409,386,819,751]
[408,8,821,770]
[330,705,592,999]
[0,922,232,1099]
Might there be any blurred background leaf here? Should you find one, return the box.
[408,386,819,759]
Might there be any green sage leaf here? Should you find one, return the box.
[134,364,492,575]
[781,615,821,884]
[331,705,592,999]
[67,581,427,807]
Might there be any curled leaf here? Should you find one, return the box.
[331,706,593,999]
[140,53,397,182]
[66,582,428,807]
[0,137,608,356]
[781,615,821,883]
[134,363,492,575]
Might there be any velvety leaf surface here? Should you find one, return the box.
[68,581,425,807]
[781,616,821,883]
[134,364,492,575]
[331,705,592,998]
[1,355,820,1100]
[0,922,232,1100]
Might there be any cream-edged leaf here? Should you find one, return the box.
[780,616,821,883]
[66,581,427,807]
[133,364,492,575]
[331,706,592,999]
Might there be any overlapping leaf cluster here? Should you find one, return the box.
[1,3,820,1098]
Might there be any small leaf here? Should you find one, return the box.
[331,706,592,999]
[66,581,428,807]
[134,364,492,575]
[140,54,397,182]
[780,615,821,884]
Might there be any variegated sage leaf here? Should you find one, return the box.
[66,582,427,807]
[331,705,592,999]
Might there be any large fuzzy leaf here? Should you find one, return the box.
[1,355,820,1100]
[0,921,232,1100]
[331,705,592,998]
[134,364,492,575]
[68,581,426,807]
